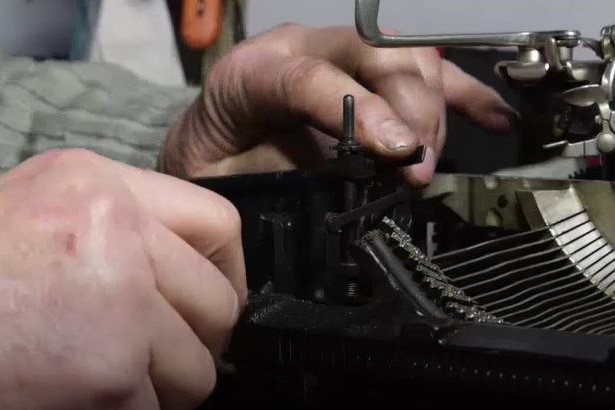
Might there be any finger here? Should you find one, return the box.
[410,48,448,155]
[197,128,335,177]
[361,47,445,187]
[369,74,444,186]
[144,217,239,357]
[149,293,216,410]
[122,167,247,306]
[442,60,515,132]
[410,48,445,91]
[44,149,247,305]
[356,44,444,143]
[284,27,447,185]
[121,378,160,410]
[244,50,421,159]
[401,146,438,188]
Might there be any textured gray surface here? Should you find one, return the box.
[0,54,199,173]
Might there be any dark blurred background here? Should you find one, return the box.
[438,48,521,174]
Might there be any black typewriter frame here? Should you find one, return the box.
[194,165,615,409]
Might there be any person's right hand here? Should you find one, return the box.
[160,23,515,188]
[0,149,245,409]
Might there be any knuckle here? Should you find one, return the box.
[76,202,132,257]
[212,194,242,246]
[35,149,106,190]
[59,172,100,197]
[231,22,304,56]
[78,365,144,407]
[355,93,395,124]
[198,270,240,344]
[197,353,218,402]
[361,47,418,79]
[271,21,304,33]
[60,336,149,407]
[202,374,218,404]
[236,281,248,311]
[278,57,331,110]
[229,284,241,325]
[1,149,106,191]
[20,148,64,168]
[21,179,137,258]
[424,47,441,61]
[0,149,87,184]
[413,47,441,61]
[48,148,103,169]
[220,283,241,332]
[265,22,306,50]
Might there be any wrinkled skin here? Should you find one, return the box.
[0,23,514,410]
[160,24,514,187]
[0,149,245,409]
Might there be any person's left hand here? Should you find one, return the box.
[159,24,514,187]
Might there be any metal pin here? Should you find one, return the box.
[343,94,355,143]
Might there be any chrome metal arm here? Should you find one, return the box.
[355,0,580,48]
[354,0,615,162]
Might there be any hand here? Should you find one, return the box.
[160,23,514,187]
[0,149,246,409]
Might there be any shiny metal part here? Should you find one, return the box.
[601,62,615,100]
[355,0,615,161]
[544,84,615,156]
[600,24,615,61]
[424,174,615,245]
[424,174,615,335]
[355,0,580,49]
[543,139,600,158]
[354,0,588,83]
[352,0,615,334]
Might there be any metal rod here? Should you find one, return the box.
[355,0,580,48]
[433,209,585,262]
[343,94,354,143]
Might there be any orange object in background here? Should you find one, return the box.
[181,0,223,49]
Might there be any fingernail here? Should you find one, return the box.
[494,100,520,119]
[378,119,417,152]
[489,113,511,131]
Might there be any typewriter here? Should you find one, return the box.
[197,1,615,408]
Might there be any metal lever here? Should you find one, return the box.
[355,0,580,49]
[544,84,615,157]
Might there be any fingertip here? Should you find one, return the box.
[484,112,512,133]
[401,146,437,188]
